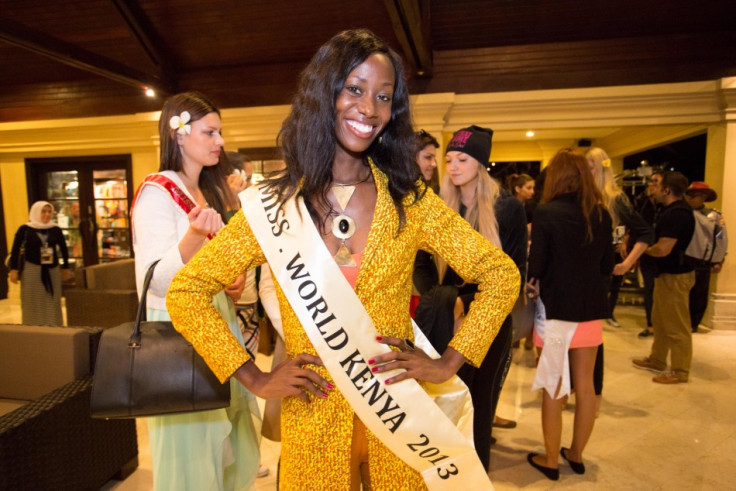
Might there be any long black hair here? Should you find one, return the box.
[268,29,421,231]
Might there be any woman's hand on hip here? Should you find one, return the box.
[369,335,462,385]
[235,354,332,403]
[224,274,245,302]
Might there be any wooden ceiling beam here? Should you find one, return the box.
[110,0,178,80]
[383,0,433,77]
[0,17,176,94]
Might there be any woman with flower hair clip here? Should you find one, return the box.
[131,91,261,490]
[167,30,518,489]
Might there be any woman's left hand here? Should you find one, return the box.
[227,172,248,196]
[225,273,246,302]
[9,270,19,284]
[368,336,455,385]
[612,262,631,276]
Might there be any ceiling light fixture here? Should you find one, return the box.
[144,87,156,97]
[525,130,535,137]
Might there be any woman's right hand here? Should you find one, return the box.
[525,278,539,300]
[179,206,225,263]
[188,205,223,237]
[236,353,332,403]
[8,270,18,284]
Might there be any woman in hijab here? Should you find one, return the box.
[8,201,71,325]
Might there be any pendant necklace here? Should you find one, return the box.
[331,171,371,267]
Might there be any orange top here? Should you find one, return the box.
[338,252,363,289]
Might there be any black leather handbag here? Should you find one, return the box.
[90,260,230,419]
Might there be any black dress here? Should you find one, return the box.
[413,191,527,470]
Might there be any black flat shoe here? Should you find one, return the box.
[527,453,559,481]
[560,447,585,474]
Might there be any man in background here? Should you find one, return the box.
[685,181,725,333]
[633,171,695,384]
[635,171,663,338]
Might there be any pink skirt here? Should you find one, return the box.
[533,319,603,349]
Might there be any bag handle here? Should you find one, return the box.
[128,259,161,348]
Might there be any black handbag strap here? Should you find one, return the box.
[129,260,161,348]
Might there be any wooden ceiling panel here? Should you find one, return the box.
[424,31,736,95]
[430,0,736,50]
[0,78,162,122]
[137,0,399,68]
[1,44,95,85]
[2,0,155,72]
[0,0,734,122]
[1,1,158,88]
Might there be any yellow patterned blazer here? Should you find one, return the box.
[167,165,519,490]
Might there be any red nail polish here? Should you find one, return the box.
[368,359,375,365]
[385,379,391,385]
[371,367,378,372]
[321,392,328,398]
[327,383,334,390]
[376,336,383,341]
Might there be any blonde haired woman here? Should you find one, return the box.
[587,147,654,317]
[414,125,526,470]
[586,147,654,412]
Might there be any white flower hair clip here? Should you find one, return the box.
[169,111,191,135]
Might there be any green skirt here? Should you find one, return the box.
[147,291,262,491]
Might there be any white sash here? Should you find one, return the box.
[240,184,492,490]
[531,298,578,399]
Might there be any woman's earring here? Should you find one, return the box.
[378,135,383,145]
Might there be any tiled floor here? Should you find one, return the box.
[4,283,736,489]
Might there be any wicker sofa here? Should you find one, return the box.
[0,324,138,490]
[65,258,139,328]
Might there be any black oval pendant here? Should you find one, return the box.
[339,218,350,233]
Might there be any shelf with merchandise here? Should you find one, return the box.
[93,178,128,200]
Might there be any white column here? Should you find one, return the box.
[710,77,736,330]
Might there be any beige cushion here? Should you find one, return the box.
[0,398,27,417]
[0,325,89,400]
[84,258,136,290]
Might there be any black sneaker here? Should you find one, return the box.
[638,329,652,338]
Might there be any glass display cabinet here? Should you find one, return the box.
[26,155,133,272]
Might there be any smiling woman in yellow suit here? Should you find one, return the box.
[167,29,519,490]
